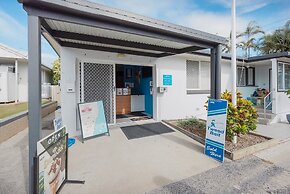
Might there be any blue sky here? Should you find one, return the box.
[0,0,289,67]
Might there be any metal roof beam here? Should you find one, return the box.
[60,41,161,58]
[24,6,216,49]
[40,19,60,56]
[51,30,181,53]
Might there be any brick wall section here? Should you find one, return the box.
[0,102,57,143]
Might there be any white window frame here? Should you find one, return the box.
[277,62,290,92]
[186,60,201,90]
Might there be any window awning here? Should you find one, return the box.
[20,0,226,58]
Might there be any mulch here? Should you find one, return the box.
[169,120,268,152]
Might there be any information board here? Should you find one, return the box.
[78,101,109,140]
[204,99,228,162]
[53,118,63,131]
[162,74,172,86]
[37,126,67,194]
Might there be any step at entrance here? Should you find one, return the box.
[255,108,275,125]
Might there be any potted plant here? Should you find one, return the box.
[286,89,290,123]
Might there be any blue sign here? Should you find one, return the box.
[163,74,172,86]
[204,99,228,162]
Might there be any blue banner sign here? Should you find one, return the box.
[204,99,228,162]
[163,74,172,86]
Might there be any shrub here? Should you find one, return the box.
[177,117,206,130]
[286,89,290,98]
[206,90,258,139]
[223,90,258,138]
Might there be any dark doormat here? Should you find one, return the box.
[130,116,151,121]
[121,122,174,140]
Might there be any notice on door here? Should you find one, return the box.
[204,99,228,162]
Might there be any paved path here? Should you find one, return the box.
[0,113,54,194]
[0,119,220,194]
[1,115,289,194]
[255,123,290,140]
[148,155,290,194]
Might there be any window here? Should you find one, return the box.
[246,67,255,86]
[8,66,15,73]
[237,66,255,87]
[278,62,290,91]
[200,61,210,90]
[186,60,199,89]
[237,67,246,86]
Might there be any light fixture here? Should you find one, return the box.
[117,53,126,58]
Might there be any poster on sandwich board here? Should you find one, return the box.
[78,100,109,140]
[204,99,228,163]
[37,126,67,194]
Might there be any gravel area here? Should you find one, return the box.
[147,156,290,194]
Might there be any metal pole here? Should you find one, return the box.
[215,44,222,99]
[231,0,237,106]
[28,14,41,194]
[15,59,18,103]
[210,47,216,99]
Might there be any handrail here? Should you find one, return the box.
[263,91,272,120]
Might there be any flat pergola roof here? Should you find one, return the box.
[20,0,226,58]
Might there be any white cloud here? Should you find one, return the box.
[174,10,248,37]
[42,53,57,68]
[0,10,27,44]
[210,0,272,14]
[89,0,251,38]
[0,10,57,69]
[90,0,192,18]
[20,50,57,69]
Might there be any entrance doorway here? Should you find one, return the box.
[79,62,115,124]
[115,64,153,123]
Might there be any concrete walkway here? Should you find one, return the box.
[255,123,290,141]
[61,121,220,194]
[148,156,290,194]
[148,123,290,194]
[0,117,221,194]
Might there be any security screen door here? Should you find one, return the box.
[80,62,115,124]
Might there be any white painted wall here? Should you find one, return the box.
[18,63,28,102]
[0,65,15,102]
[271,59,290,122]
[60,47,290,136]
[255,64,271,91]
[0,72,14,102]
[155,55,209,121]
[0,63,52,102]
[7,72,15,101]
[60,47,156,135]
[59,47,251,136]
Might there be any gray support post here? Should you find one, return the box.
[210,47,216,99]
[28,15,41,194]
[215,44,222,99]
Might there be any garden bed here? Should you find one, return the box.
[164,119,279,160]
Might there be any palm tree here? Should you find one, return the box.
[259,20,290,54]
[222,32,241,54]
[238,21,264,57]
[222,35,231,53]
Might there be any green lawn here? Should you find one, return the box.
[0,99,51,119]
